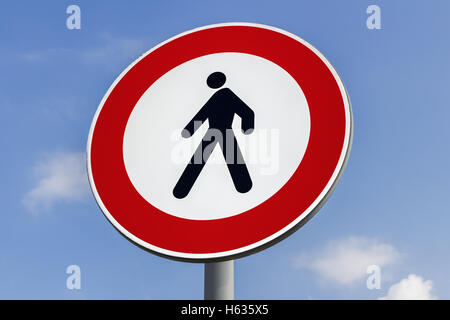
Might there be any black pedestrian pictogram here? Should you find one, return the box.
[173,72,255,199]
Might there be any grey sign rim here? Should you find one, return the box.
[86,22,353,263]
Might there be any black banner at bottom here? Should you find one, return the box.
[2,300,444,318]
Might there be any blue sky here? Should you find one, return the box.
[1,0,449,299]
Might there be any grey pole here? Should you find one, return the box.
[204,260,234,300]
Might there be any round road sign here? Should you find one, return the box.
[87,23,352,262]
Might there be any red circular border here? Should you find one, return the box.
[90,25,346,255]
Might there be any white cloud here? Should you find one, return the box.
[23,152,90,213]
[18,33,145,67]
[18,48,74,62]
[80,33,146,65]
[379,274,436,300]
[294,236,399,285]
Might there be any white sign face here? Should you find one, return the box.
[88,23,352,261]
[123,52,310,220]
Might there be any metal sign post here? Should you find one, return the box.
[204,260,234,300]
